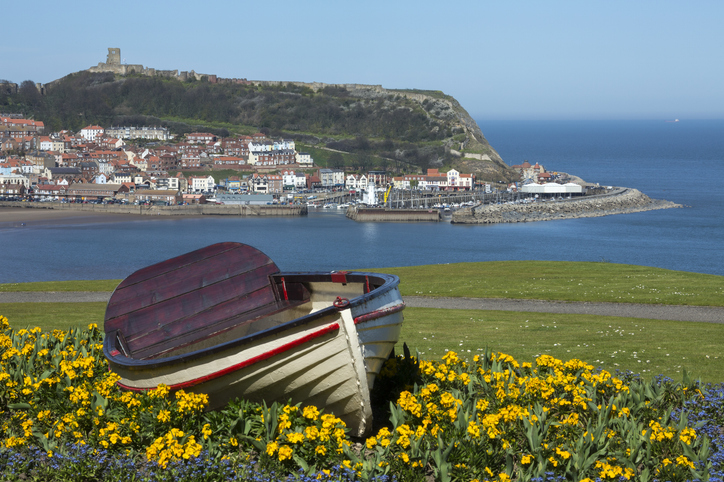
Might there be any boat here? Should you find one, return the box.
[102,242,405,436]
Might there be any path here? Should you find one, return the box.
[1,292,722,324]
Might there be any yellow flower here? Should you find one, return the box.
[266,441,278,455]
[303,405,320,420]
[279,445,294,462]
[676,455,695,470]
[467,421,481,438]
[305,426,319,441]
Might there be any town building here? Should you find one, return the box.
[105,126,170,141]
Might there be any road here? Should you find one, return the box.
[1,292,722,324]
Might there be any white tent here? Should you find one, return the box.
[520,183,582,194]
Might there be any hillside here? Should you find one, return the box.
[1,72,516,181]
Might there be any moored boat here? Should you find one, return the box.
[102,242,404,436]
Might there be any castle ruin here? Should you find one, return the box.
[106,48,121,66]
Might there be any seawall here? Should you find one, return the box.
[0,202,307,217]
[346,207,441,222]
[451,188,682,224]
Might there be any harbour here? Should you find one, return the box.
[1,120,723,282]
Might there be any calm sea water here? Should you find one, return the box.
[2,120,723,283]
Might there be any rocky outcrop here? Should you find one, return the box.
[451,188,683,224]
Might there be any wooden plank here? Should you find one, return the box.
[106,248,276,319]
[106,263,280,334]
[114,243,245,290]
[130,287,281,358]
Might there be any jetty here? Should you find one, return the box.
[346,206,441,222]
[451,188,682,224]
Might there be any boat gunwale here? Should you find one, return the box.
[103,271,401,371]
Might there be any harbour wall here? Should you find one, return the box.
[451,188,682,224]
[0,202,307,217]
[346,207,441,222]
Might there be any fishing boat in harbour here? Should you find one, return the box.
[102,242,405,436]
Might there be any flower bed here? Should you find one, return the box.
[1,314,722,481]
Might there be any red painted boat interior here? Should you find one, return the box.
[104,243,311,360]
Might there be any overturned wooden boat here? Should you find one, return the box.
[102,242,404,436]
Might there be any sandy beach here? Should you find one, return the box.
[0,207,149,228]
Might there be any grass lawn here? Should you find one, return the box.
[395,307,724,384]
[380,261,724,306]
[2,261,723,383]
[0,302,107,332]
[0,280,121,292]
[1,302,721,383]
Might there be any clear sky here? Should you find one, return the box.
[2,0,722,120]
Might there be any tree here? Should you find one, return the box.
[19,80,42,108]
[329,152,345,169]
[357,153,373,172]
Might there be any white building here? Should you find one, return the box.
[248,141,274,153]
[345,174,368,191]
[282,170,307,189]
[273,139,295,151]
[296,152,313,165]
[189,175,216,193]
[0,173,30,187]
[98,161,114,176]
[38,137,54,151]
[156,176,180,191]
[79,125,105,142]
[319,169,345,187]
[105,126,170,141]
[446,169,474,190]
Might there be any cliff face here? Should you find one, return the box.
[289,83,514,180]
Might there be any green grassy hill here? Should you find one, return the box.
[2,73,516,180]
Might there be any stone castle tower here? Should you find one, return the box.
[107,48,121,66]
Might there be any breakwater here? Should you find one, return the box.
[451,188,682,224]
[0,202,307,217]
[346,206,441,222]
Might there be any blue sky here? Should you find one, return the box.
[2,0,722,120]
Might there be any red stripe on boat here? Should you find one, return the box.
[330,271,349,284]
[116,322,341,392]
[353,303,405,325]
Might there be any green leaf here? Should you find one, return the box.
[8,402,32,410]
[293,454,310,473]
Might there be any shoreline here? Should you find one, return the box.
[0,207,153,228]
[0,202,306,228]
[1,188,682,228]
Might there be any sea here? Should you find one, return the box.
[2,119,723,283]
